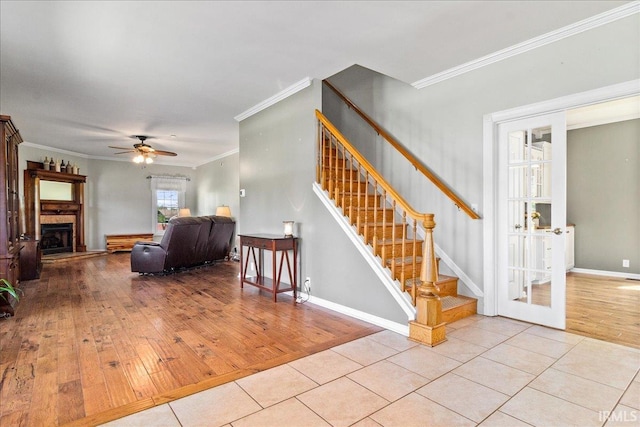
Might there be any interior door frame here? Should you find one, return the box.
[482,79,639,318]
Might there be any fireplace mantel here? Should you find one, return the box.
[24,167,87,252]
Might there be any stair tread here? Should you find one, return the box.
[387,255,444,266]
[387,255,422,265]
[376,238,424,245]
[404,274,457,285]
[441,295,477,311]
[356,207,390,211]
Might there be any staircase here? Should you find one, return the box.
[316,110,477,341]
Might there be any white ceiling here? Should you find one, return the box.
[567,96,640,130]
[0,1,631,167]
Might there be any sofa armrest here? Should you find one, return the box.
[134,240,160,246]
[131,242,167,273]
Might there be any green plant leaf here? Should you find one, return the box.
[0,278,21,302]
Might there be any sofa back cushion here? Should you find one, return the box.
[202,215,235,262]
[163,216,212,269]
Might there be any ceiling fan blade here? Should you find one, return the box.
[153,150,178,156]
[109,146,135,150]
[113,151,136,155]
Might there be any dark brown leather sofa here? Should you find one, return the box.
[130,215,235,274]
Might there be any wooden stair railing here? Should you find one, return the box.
[323,79,481,220]
[316,109,446,346]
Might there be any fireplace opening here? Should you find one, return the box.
[41,223,73,255]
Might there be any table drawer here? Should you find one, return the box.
[241,236,271,249]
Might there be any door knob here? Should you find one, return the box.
[546,227,563,235]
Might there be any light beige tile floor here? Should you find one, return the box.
[101,314,640,427]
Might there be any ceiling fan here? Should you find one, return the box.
[109,135,177,164]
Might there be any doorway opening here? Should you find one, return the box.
[483,80,639,343]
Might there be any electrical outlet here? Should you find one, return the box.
[623,259,630,268]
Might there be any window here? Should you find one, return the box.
[156,190,179,231]
[149,176,188,234]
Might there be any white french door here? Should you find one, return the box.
[497,112,567,329]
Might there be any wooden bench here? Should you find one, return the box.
[105,233,154,253]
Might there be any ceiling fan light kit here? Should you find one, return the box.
[133,153,154,164]
[109,135,177,164]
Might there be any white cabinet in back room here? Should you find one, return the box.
[533,225,575,284]
[565,225,575,270]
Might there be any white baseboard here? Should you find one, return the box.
[570,268,640,281]
[289,291,409,336]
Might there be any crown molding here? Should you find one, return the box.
[21,141,207,168]
[412,1,640,89]
[234,77,312,122]
[194,148,239,168]
[21,141,91,159]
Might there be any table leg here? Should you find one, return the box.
[272,242,277,302]
[239,242,244,289]
[293,240,298,302]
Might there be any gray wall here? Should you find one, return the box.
[238,79,408,324]
[321,14,639,296]
[195,151,240,249]
[568,119,639,274]
[85,159,196,248]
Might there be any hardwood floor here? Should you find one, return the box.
[1,256,637,426]
[512,273,639,349]
[0,254,381,426]
[566,272,640,349]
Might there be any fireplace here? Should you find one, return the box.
[41,223,74,255]
[24,167,87,253]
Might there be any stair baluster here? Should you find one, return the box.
[316,110,475,346]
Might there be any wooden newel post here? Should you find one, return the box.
[409,214,447,347]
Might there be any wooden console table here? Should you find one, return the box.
[239,234,298,302]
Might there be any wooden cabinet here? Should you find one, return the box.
[20,238,42,280]
[1,115,23,314]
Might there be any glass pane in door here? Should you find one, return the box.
[506,125,553,308]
